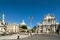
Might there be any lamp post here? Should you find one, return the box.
[29,16,33,37]
[29,16,33,28]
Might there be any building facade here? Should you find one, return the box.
[36,14,59,34]
[35,23,43,33]
[6,23,19,33]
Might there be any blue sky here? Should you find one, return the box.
[0,0,60,28]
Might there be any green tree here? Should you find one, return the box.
[31,26,36,33]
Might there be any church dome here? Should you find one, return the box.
[20,20,31,29]
[20,20,26,25]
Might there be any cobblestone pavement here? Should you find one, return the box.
[1,34,60,40]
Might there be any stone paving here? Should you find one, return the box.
[0,34,29,40]
[0,34,60,40]
[20,34,60,40]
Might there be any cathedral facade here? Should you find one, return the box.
[36,14,59,33]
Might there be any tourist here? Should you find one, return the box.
[17,33,20,40]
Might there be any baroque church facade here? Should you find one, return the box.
[35,13,59,33]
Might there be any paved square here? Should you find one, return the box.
[21,34,60,40]
[0,34,60,40]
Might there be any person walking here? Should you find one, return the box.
[17,33,20,40]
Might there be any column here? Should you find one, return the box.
[54,26,56,32]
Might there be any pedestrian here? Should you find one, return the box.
[17,33,20,40]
